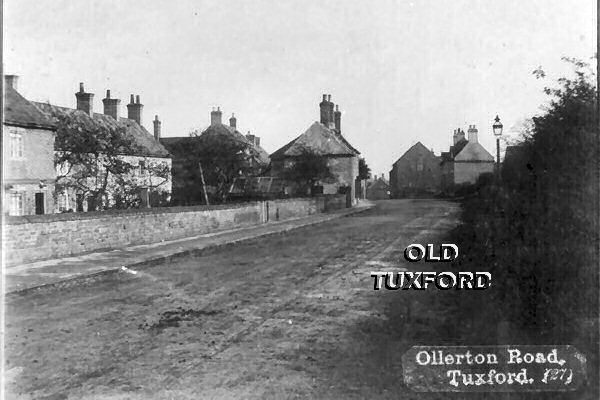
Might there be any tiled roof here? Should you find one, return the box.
[271,121,359,159]
[161,123,270,166]
[392,142,433,166]
[33,102,170,158]
[4,86,56,130]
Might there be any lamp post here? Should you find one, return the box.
[492,115,503,177]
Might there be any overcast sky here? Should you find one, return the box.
[4,0,596,176]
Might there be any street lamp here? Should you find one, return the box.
[492,115,503,171]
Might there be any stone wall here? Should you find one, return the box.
[3,196,345,266]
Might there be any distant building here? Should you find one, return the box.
[161,108,270,205]
[34,83,172,211]
[440,125,494,192]
[270,94,360,204]
[366,174,390,200]
[3,75,57,215]
[389,142,441,198]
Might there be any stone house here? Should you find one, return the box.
[160,108,270,205]
[33,83,172,211]
[440,125,494,192]
[3,76,57,215]
[270,94,360,204]
[389,142,441,198]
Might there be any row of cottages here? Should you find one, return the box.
[160,108,270,205]
[2,76,172,215]
[270,94,361,204]
[389,125,494,197]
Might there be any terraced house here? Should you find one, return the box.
[2,75,57,215]
[33,83,172,211]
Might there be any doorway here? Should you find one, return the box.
[35,192,45,215]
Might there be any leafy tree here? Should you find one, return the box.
[171,128,260,204]
[282,147,335,195]
[463,57,598,330]
[54,112,170,210]
[358,157,371,180]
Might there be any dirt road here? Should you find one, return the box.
[6,199,464,399]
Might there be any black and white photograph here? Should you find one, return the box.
[1,1,598,399]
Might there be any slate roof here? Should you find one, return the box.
[454,141,494,162]
[271,121,359,160]
[4,86,56,130]
[440,138,469,164]
[33,102,170,158]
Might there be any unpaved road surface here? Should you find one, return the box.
[6,199,465,399]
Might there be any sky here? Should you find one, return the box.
[4,0,596,177]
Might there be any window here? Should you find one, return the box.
[139,160,147,176]
[416,158,424,172]
[10,129,24,158]
[9,192,24,216]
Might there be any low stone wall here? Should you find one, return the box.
[3,196,346,266]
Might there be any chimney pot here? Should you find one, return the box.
[129,94,134,104]
[135,95,140,104]
[334,104,342,133]
[229,113,237,129]
[79,82,85,93]
[153,115,162,141]
[106,89,111,98]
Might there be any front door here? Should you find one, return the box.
[35,193,45,215]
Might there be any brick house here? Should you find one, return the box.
[270,94,360,204]
[160,108,270,205]
[3,76,57,215]
[389,142,441,198]
[33,83,172,211]
[440,125,494,193]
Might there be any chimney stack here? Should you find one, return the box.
[4,75,19,91]
[127,94,143,125]
[319,94,329,126]
[467,124,478,143]
[102,89,121,120]
[153,115,161,141]
[327,95,335,129]
[453,128,466,145]
[229,113,237,129]
[334,104,341,133]
[210,107,222,126]
[75,82,94,116]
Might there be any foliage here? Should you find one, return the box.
[172,129,260,204]
[358,158,371,180]
[54,112,170,210]
[452,57,598,338]
[281,147,335,196]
